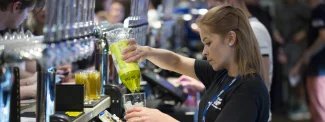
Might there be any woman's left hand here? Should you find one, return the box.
[125,107,179,122]
[176,75,205,95]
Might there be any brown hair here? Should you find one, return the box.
[197,5,264,79]
[0,0,36,11]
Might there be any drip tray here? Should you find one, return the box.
[84,96,109,108]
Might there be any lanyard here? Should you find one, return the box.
[202,76,237,122]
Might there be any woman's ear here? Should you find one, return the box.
[226,31,237,47]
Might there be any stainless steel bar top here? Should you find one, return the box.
[73,96,111,122]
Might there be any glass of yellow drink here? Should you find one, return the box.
[87,71,101,100]
[75,72,90,104]
[107,28,141,93]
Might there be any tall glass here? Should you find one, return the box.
[123,93,146,111]
[87,71,101,100]
[75,72,90,103]
[107,28,141,93]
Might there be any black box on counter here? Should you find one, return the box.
[55,84,84,112]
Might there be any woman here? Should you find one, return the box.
[123,5,269,122]
[0,0,35,33]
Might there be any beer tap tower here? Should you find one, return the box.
[0,0,96,121]
[1,0,151,121]
[37,0,96,121]
[0,31,41,122]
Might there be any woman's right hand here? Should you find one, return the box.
[122,39,150,63]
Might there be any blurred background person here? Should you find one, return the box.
[107,0,125,24]
[273,0,311,120]
[17,1,73,99]
[245,0,273,33]
[26,3,45,36]
[95,0,112,22]
[291,0,325,121]
[148,0,161,29]
[95,0,127,24]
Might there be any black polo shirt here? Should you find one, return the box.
[195,60,269,122]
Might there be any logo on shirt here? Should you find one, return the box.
[211,97,223,110]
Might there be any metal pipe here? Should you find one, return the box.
[93,23,123,95]
[95,39,109,96]
[36,64,56,122]
[0,66,14,122]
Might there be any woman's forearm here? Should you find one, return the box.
[145,47,181,71]
[143,46,197,79]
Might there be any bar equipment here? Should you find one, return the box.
[0,31,43,122]
[160,0,177,49]
[1,0,152,120]
[36,0,96,121]
[0,66,20,122]
[128,0,150,46]
[1,0,96,121]
[94,23,123,96]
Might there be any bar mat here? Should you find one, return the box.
[21,112,36,118]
